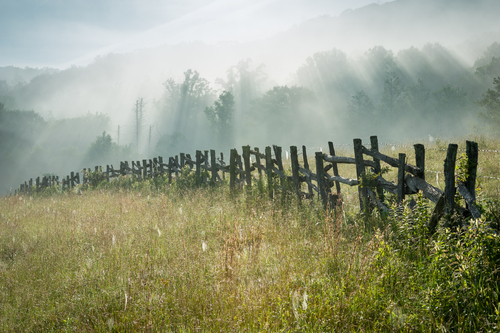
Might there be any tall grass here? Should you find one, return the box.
[1,136,500,332]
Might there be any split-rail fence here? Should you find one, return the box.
[16,135,481,233]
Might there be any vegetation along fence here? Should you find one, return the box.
[16,135,483,233]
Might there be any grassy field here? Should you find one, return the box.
[1,137,500,332]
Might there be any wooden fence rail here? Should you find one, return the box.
[16,136,481,233]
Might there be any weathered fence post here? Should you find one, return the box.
[353,138,368,212]
[168,157,173,183]
[290,146,300,200]
[36,177,40,192]
[444,144,458,215]
[75,172,80,185]
[265,146,273,199]
[242,145,252,192]
[254,147,262,180]
[204,150,209,184]
[175,155,180,177]
[142,160,148,180]
[328,142,341,196]
[230,149,237,193]
[180,153,185,170]
[465,141,478,205]
[148,159,153,179]
[220,152,225,180]
[210,150,217,185]
[397,153,406,206]
[106,166,110,182]
[196,150,202,186]
[153,158,158,178]
[370,136,384,203]
[302,146,313,198]
[234,153,242,182]
[158,157,163,176]
[316,152,327,208]
[273,145,284,188]
[414,143,425,181]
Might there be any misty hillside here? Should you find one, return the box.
[1,0,500,195]
[1,0,500,118]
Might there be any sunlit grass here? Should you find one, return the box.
[1,135,499,332]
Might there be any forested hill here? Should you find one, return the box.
[276,0,500,61]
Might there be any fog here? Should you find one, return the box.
[1,0,500,194]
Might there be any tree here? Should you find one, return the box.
[348,91,375,128]
[378,72,407,118]
[158,69,214,137]
[216,59,267,114]
[155,132,188,157]
[204,91,235,148]
[247,86,317,145]
[477,77,500,127]
[83,131,132,167]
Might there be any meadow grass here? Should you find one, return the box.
[1,136,500,332]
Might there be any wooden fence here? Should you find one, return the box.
[16,135,481,232]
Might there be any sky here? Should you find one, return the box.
[0,0,394,68]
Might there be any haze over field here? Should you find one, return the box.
[1,0,500,194]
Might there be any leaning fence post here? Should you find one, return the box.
[444,144,458,215]
[142,160,147,180]
[290,146,301,200]
[397,153,406,206]
[465,141,478,205]
[230,149,237,193]
[265,146,273,199]
[148,159,153,179]
[254,147,262,180]
[328,142,341,196]
[175,155,180,177]
[236,153,243,182]
[158,157,164,176]
[220,152,225,180]
[242,146,252,192]
[196,150,202,186]
[316,152,327,208]
[204,150,209,184]
[153,158,158,178]
[273,145,284,188]
[353,138,368,212]
[302,146,313,198]
[370,136,384,203]
[210,149,217,185]
[168,157,173,183]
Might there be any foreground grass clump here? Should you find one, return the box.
[1,185,499,332]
